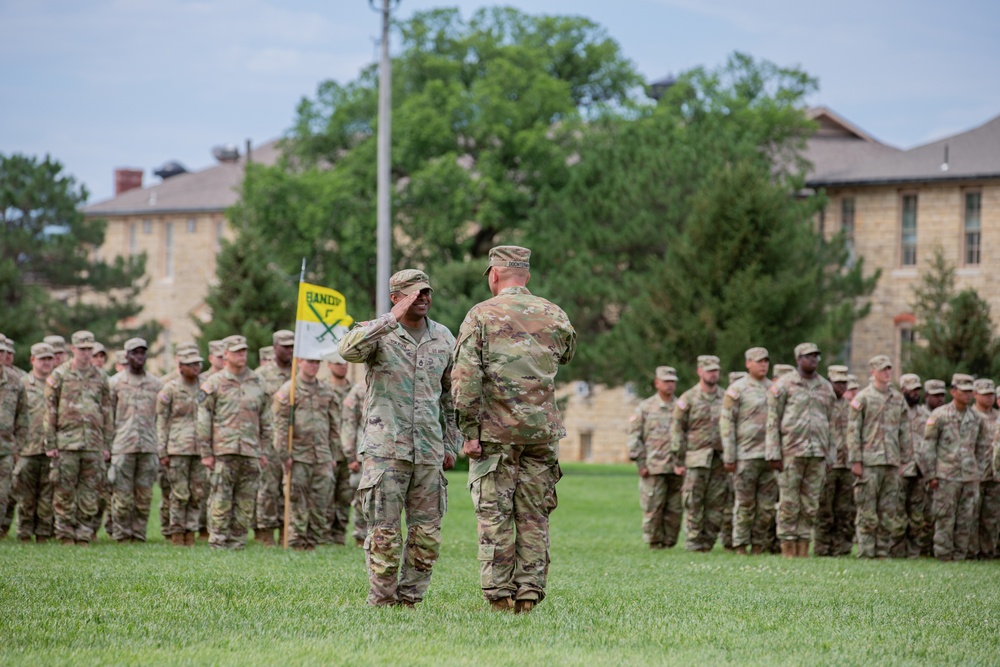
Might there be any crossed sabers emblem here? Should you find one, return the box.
[307,300,351,342]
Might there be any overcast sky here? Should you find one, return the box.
[2,0,998,203]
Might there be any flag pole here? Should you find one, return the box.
[283,258,306,549]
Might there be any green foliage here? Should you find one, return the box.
[2,467,998,666]
[0,152,157,365]
[908,247,1000,380]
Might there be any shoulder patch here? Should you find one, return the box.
[770,385,781,396]
[200,383,214,394]
[276,390,288,402]
[850,399,862,410]
[926,417,936,426]
[197,386,211,404]
[46,375,58,388]
[157,391,170,404]
[725,387,739,400]
[628,414,639,423]
[677,399,688,411]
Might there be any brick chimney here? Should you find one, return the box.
[114,168,143,196]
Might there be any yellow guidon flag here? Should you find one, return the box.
[293,282,354,360]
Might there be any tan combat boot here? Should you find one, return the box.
[750,544,764,555]
[780,541,795,558]
[735,545,748,555]
[489,598,513,612]
[514,600,536,614]
[184,531,195,546]
[36,536,49,544]
[172,533,185,547]
[61,537,75,546]
[798,541,810,558]
[260,531,275,547]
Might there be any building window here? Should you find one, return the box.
[164,221,174,279]
[841,197,856,267]
[128,222,137,255]
[898,326,915,370]
[143,219,153,234]
[965,192,982,266]
[579,431,593,462]
[901,194,918,266]
[187,217,197,233]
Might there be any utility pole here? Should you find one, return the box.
[371,0,398,316]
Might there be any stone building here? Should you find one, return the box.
[82,142,279,370]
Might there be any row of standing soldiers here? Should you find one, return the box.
[628,344,999,561]
[0,330,367,550]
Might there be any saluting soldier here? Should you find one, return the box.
[273,355,340,550]
[341,269,460,607]
[766,343,836,558]
[721,347,775,555]
[46,331,114,545]
[156,348,206,546]
[255,330,294,546]
[627,366,682,550]
[671,355,725,552]
[198,335,273,550]
[14,343,57,543]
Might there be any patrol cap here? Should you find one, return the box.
[174,342,198,355]
[273,330,295,347]
[847,374,860,391]
[728,371,747,385]
[868,355,892,371]
[773,364,796,378]
[899,373,922,391]
[744,347,769,362]
[924,379,946,395]
[124,338,148,352]
[827,365,850,383]
[389,269,432,295]
[92,342,107,356]
[973,378,996,395]
[655,366,678,382]
[698,355,721,371]
[178,350,203,365]
[951,373,974,391]
[44,335,67,353]
[484,245,531,275]
[0,335,8,353]
[223,335,249,352]
[324,351,347,365]
[71,330,96,348]
[259,346,274,360]
[30,343,55,359]
[114,351,126,365]
[794,342,820,358]
[3,336,13,353]
[209,340,225,357]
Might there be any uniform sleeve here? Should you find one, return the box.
[197,383,216,458]
[327,394,342,461]
[44,372,60,451]
[156,386,172,459]
[337,313,396,364]
[559,320,577,366]
[898,402,913,471]
[451,314,485,442]
[923,413,941,479]
[438,340,462,458]
[975,417,991,480]
[271,387,290,461]
[993,422,1000,480]
[670,400,689,463]
[720,390,739,465]
[847,394,864,465]
[626,405,646,468]
[765,385,786,461]
[14,381,28,448]
[101,378,114,453]
[259,390,274,460]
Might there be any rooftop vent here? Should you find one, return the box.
[154,161,188,180]
[212,144,241,163]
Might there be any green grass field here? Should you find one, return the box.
[1,463,999,666]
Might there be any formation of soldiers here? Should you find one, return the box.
[0,245,576,614]
[629,345,1000,561]
[0,330,364,551]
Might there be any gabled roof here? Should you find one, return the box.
[808,113,1000,187]
[83,140,282,216]
[802,107,902,184]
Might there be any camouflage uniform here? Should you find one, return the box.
[814,368,856,556]
[156,375,207,536]
[198,346,273,550]
[970,385,998,559]
[453,253,575,608]
[721,362,775,551]
[340,276,461,606]
[627,376,682,548]
[321,378,353,545]
[16,367,55,540]
[671,365,725,552]
[766,358,835,550]
[0,367,28,539]
[156,342,199,537]
[109,363,162,542]
[255,360,292,535]
[341,382,368,544]
[923,380,990,561]
[46,347,114,543]
[893,398,930,558]
[847,372,910,558]
[273,372,339,549]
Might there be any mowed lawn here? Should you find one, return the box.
[1,464,999,666]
